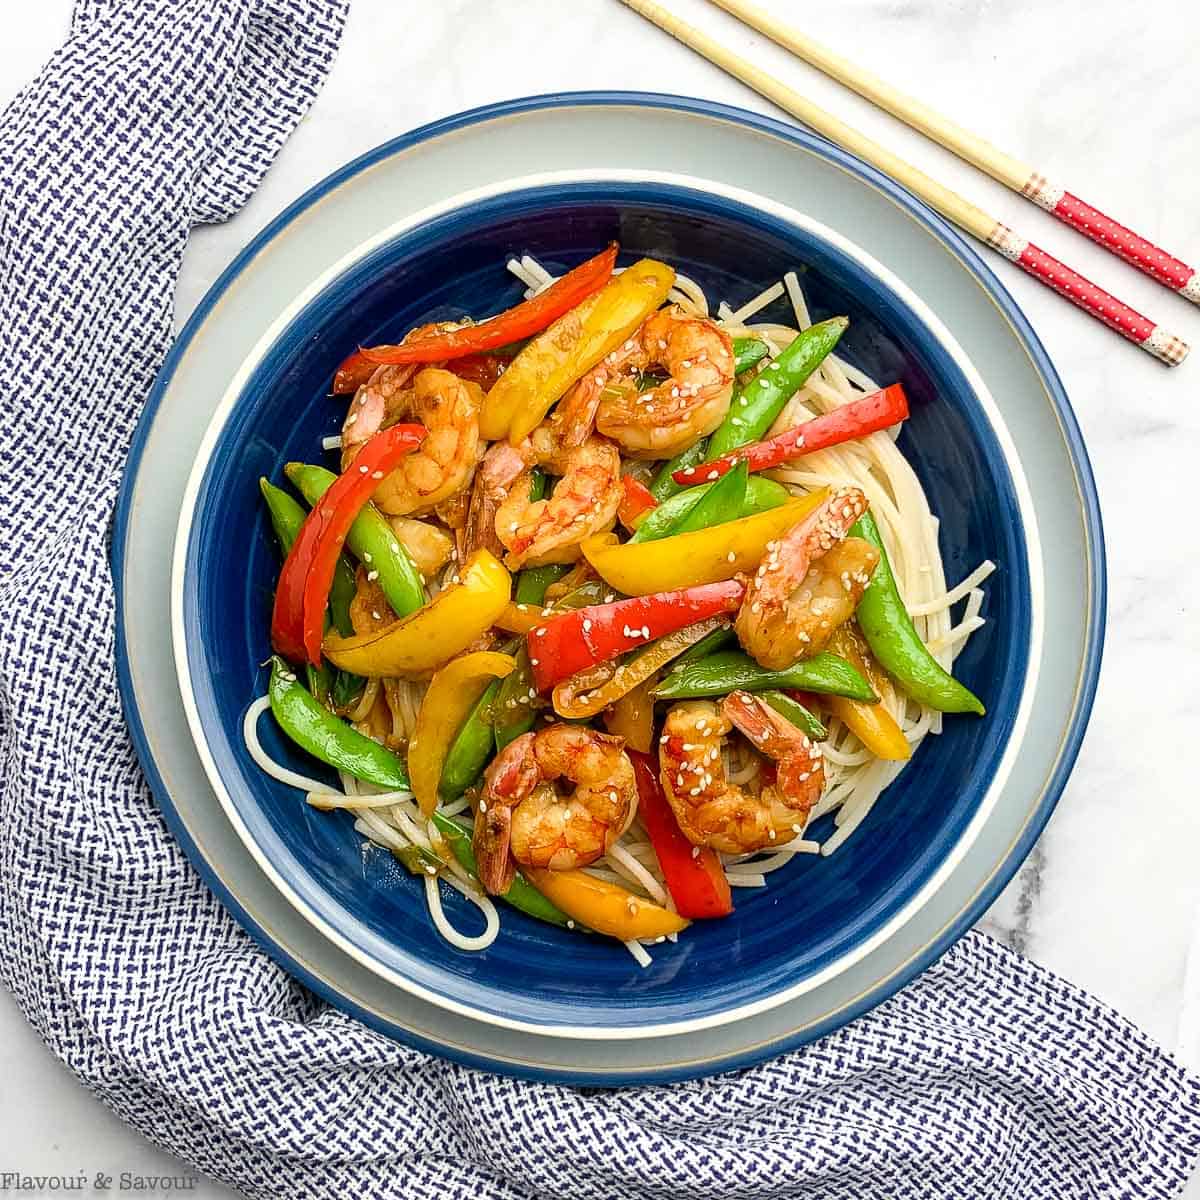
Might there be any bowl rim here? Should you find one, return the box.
[171,165,1044,1039]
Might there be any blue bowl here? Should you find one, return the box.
[177,177,1035,1035]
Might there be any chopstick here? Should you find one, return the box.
[618,0,1189,367]
[707,0,1199,309]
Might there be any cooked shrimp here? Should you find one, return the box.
[660,691,823,854]
[342,365,482,517]
[736,486,877,670]
[387,516,452,578]
[589,306,735,458]
[462,440,531,559]
[473,726,637,894]
[493,437,622,570]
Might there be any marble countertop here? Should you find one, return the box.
[2,0,1198,1192]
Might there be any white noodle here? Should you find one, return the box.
[307,790,413,810]
[321,434,342,451]
[604,842,669,906]
[624,940,653,968]
[730,280,785,324]
[425,873,500,952]
[908,561,996,617]
[726,873,767,888]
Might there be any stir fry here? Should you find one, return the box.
[248,244,993,964]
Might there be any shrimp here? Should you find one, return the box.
[587,306,735,458]
[473,725,637,895]
[462,440,531,560]
[492,437,622,570]
[659,691,824,854]
[342,365,482,517]
[736,486,878,670]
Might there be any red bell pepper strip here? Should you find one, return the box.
[528,580,745,693]
[618,475,658,531]
[331,351,509,396]
[331,350,377,395]
[349,244,618,369]
[271,425,426,666]
[629,751,733,919]
[672,383,909,486]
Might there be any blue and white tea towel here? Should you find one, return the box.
[1,2,1198,1196]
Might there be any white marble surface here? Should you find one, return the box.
[3,0,1199,1193]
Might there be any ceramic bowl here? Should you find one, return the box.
[173,171,1040,1037]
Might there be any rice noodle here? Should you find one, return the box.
[321,434,342,451]
[249,262,993,957]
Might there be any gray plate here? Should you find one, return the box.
[114,94,1102,1083]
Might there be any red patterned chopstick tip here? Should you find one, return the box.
[986,223,1189,367]
[1021,172,1198,303]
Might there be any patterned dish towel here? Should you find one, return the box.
[1,2,1198,1197]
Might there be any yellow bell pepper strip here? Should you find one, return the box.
[481,257,677,441]
[494,601,557,634]
[323,550,511,677]
[521,867,690,941]
[602,678,656,753]
[826,626,911,761]
[553,616,731,720]
[582,489,828,595]
[408,651,516,816]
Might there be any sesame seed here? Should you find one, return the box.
[727,551,737,562]
[530,657,539,665]
[358,465,368,474]
[367,570,379,581]
[371,470,384,480]
[363,551,373,563]
[479,800,487,812]
[567,919,576,929]
[371,610,381,620]
[691,846,700,858]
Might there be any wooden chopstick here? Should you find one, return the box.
[707,0,1200,308]
[618,0,1189,366]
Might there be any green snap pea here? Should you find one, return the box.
[761,690,828,742]
[674,623,737,666]
[653,649,875,702]
[431,813,573,929]
[493,645,538,752]
[649,440,708,502]
[707,317,848,459]
[439,678,502,799]
[285,462,425,618]
[515,564,570,606]
[630,476,789,543]
[391,842,445,877]
[672,460,748,535]
[852,511,985,715]
[732,336,770,375]
[260,478,358,703]
[266,657,410,790]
